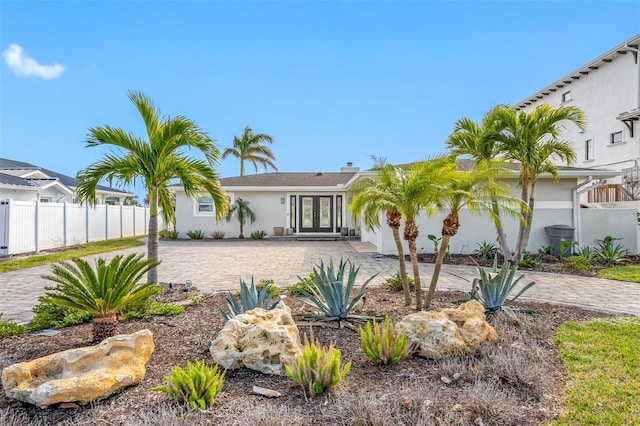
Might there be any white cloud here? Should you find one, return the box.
[2,44,66,79]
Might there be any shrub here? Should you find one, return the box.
[159,229,179,239]
[560,240,579,258]
[517,251,539,268]
[537,245,553,256]
[256,278,280,296]
[42,253,160,341]
[211,230,225,239]
[382,269,415,292]
[30,293,92,330]
[186,229,206,240]
[471,255,535,318]
[285,334,351,397]
[222,277,278,320]
[559,255,595,272]
[250,230,267,240]
[0,313,28,338]
[287,273,317,295]
[472,240,498,260]
[151,360,225,410]
[595,236,631,265]
[359,315,412,365]
[120,299,184,320]
[296,258,376,321]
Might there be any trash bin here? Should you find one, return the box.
[545,224,575,256]
[340,227,349,236]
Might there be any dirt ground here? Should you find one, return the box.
[0,282,613,426]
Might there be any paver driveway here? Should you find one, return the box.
[1,239,638,324]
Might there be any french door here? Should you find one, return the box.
[299,196,333,233]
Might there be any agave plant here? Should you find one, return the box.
[297,258,377,321]
[42,254,160,341]
[595,236,631,265]
[470,255,535,317]
[221,277,279,320]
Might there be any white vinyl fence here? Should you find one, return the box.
[0,199,159,256]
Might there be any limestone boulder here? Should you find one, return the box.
[210,302,301,375]
[2,329,154,408]
[398,301,497,358]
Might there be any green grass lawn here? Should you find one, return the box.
[552,317,640,425]
[0,237,145,273]
[597,266,640,283]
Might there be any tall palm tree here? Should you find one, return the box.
[349,165,412,306]
[42,254,160,341]
[424,161,523,308]
[226,198,256,239]
[446,105,514,258]
[222,126,277,176]
[76,91,228,284]
[492,104,585,262]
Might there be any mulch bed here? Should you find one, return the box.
[0,284,615,426]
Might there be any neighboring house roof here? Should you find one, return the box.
[0,158,131,195]
[514,34,640,110]
[454,158,620,178]
[219,172,358,188]
[0,172,41,189]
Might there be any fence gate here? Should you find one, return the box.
[0,200,9,256]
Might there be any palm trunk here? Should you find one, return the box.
[519,184,537,257]
[511,170,530,263]
[387,209,411,306]
[240,160,245,176]
[147,187,159,284]
[92,312,118,342]
[491,196,511,258]
[391,226,411,306]
[239,221,245,239]
[404,220,421,310]
[426,234,452,309]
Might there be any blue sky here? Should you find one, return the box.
[1,1,639,201]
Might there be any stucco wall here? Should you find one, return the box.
[581,208,639,254]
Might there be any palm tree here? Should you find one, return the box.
[446,105,514,258]
[226,198,256,239]
[492,104,585,262]
[76,91,228,284]
[424,161,523,309]
[222,126,277,176]
[349,165,412,306]
[42,254,160,341]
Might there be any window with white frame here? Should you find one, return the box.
[561,90,572,103]
[39,196,52,203]
[610,131,623,145]
[584,139,593,161]
[196,195,214,214]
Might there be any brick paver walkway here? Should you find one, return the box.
[1,239,638,324]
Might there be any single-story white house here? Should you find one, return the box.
[0,158,132,204]
[172,162,639,255]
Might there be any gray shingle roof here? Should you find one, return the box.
[0,158,130,194]
[220,172,357,187]
[0,172,40,188]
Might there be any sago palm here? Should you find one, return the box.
[491,104,585,262]
[76,91,228,284]
[222,125,278,176]
[42,253,160,341]
[226,198,256,239]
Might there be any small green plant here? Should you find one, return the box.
[285,333,351,398]
[159,229,179,239]
[517,251,539,268]
[595,236,631,265]
[471,255,536,317]
[537,245,553,256]
[186,229,206,240]
[222,277,278,320]
[296,258,377,321]
[559,239,579,258]
[250,230,267,240]
[256,278,280,296]
[560,255,595,272]
[359,315,412,365]
[382,269,415,292]
[287,273,318,295]
[151,360,225,410]
[427,234,442,253]
[30,293,92,330]
[0,313,28,338]
[188,295,203,305]
[472,240,498,259]
[211,230,225,239]
[119,299,184,320]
